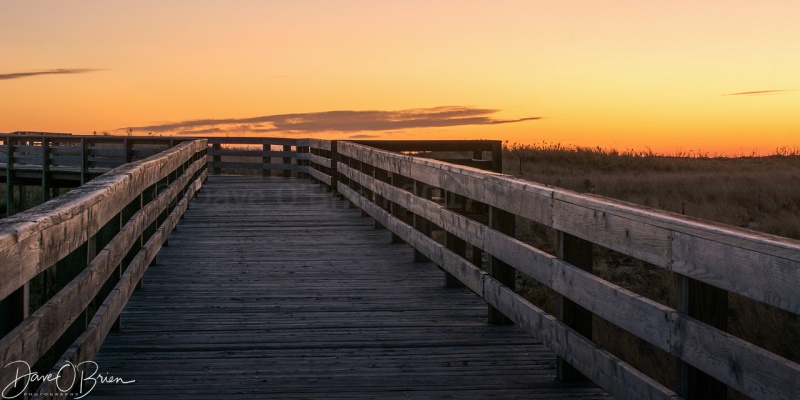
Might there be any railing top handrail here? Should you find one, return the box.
[341,141,800,254]
[338,141,800,315]
[0,139,208,301]
[348,139,500,152]
[205,136,299,146]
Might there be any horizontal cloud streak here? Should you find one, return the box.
[123,106,541,136]
[723,90,789,96]
[0,68,105,80]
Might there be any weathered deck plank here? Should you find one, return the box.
[89,175,611,399]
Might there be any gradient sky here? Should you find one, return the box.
[1,1,798,154]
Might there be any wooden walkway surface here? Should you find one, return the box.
[90,175,611,399]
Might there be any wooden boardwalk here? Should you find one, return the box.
[89,175,611,399]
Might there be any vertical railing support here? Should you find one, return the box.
[42,138,51,201]
[212,143,221,175]
[488,206,515,324]
[444,191,467,288]
[330,141,339,195]
[80,137,88,184]
[262,142,272,177]
[412,181,432,263]
[6,137,14,216]
[283,144,292,178]
[556,231,593,381]
[373,167,389,229]
[676,277,728,399]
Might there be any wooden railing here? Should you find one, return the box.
[3,136,798,399]
[301,140,800,400]
[0,134,191,216]
[206,137,300,176]
[0,139,207,398]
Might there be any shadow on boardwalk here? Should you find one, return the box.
[90,175,611,399]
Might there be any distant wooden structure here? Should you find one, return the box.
[1,137,799,399]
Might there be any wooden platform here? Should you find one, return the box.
[90,175,611,399]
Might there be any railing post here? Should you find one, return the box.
[124,138,133,163]
[444,191,467,288]
[359,162,371,217]
[80,137,88,184]
[373,167,389,229]
[412,181,433,262]
[556,231,593,381]
[388,172,409,244]
[676,277,728,399]
[488,207,515,324]
[330,140,339,195]
[297,145,308,179]
[212,143,221,175]
[42,137,51,201]
[491,141,503,173]
[6,137,14,216]
[283,144,292,178]
[262,142,271,177]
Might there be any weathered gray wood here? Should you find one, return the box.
[482,277,679,400]
[556,232,593,382]
[306,167,332,186]
[337,143,800,400]
[207,161,297,171]
[0,141,207,303]
[86,176,608,399]
[37,169,205,396]
[337,141,800,315]
[676,274,728,400]
[0,150,206,391]
[308,153,332,169]
[340,183,487,301]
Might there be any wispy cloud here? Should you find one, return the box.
[723,89,789,96]
[122,106,541,136]
[0,68,105,81]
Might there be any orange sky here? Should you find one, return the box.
[1,1,798,155]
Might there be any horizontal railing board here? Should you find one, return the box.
[87,148,125,157]
[306,167,332,186]
[298,138,333,151]
[338,141,800,400]
[308,153,332,169]
[337,177,678,400]
[0,140,207,301]
[207,149,296,158]
[36,168,206,396]
[482,279,680,400]
[338,142,555,225]
[338,142,800,315]
[339,162,673,348]
[350,139,498,152]
[11,156,44,165]
[338,183,486,297]
[0,156,205,377]
[207,161,297,171]
[206,137,298,146]
[50,147,83,156]
[49,155,83,165]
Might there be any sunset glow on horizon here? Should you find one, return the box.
[2,1,798,155]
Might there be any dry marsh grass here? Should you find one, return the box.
[505,142,800,397]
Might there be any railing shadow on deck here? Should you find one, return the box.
[2,136,799,399]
